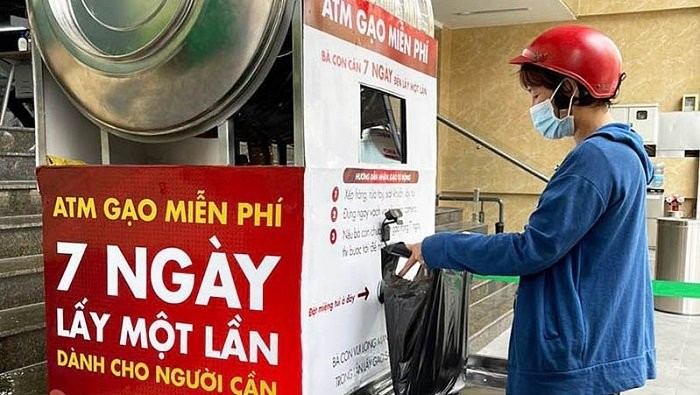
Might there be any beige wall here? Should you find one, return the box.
[655,157,699,218]
[576,0,700,16]
[437,7,700,232]
[560,0,579,15]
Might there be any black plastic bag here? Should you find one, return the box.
[381,242,468,395]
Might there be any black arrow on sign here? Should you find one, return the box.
[357,287,369,300]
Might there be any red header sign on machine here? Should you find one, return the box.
[38,166,304,395]
[304,0,438,77]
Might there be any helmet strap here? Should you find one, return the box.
[612,72,627,99]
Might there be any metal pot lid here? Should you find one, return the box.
[28,0,294,142]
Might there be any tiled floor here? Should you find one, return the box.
[477,311,700,394]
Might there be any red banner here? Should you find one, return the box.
[37,166,304,395]
[305,0,438,77]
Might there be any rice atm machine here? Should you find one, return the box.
[29,1,438,394]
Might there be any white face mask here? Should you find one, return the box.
[529,80,576,140]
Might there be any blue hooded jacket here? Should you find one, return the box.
[422,123,656,394]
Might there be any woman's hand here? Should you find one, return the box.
[397,242,427,277]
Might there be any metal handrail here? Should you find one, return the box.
[437,192,505,234]
[437,113,550,183]
[0,62,15,126]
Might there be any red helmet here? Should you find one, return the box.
[510,25,623,98]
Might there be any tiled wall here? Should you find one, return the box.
[437,7,700,232]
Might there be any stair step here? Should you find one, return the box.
[0,127,35,154]
[0,215,43,259]
[469,310,514,356]
[0,303,46,373]
[468,283,516,336]
[436,220,488,233]
[467,283,516,353]
[470,279,510,305]
[0,255,44,310]
[0,152,36,181]
[0,181,41,216]
[435,206,463,226]
[0,362,47,395]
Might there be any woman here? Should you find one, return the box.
[400,25,656,395]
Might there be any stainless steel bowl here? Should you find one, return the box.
[28,0,294,142]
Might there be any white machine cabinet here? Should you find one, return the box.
[610,104,659,144]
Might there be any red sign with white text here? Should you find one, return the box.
[304,0,438,77]
[37,166,304,395]
[343,168,419,184]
